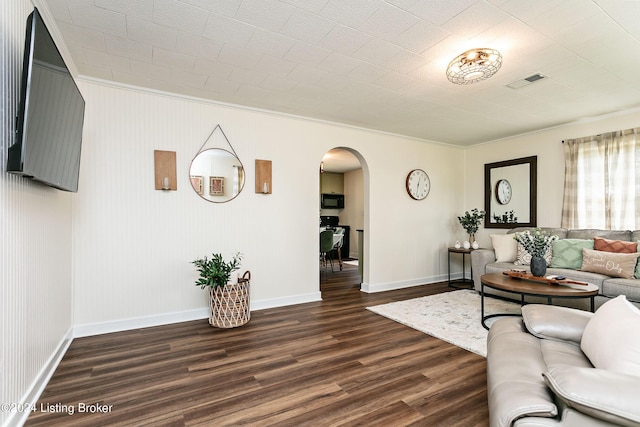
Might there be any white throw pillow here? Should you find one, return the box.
[490,233,517,263]
[581,295,640,376]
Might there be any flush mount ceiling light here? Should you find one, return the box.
[446,48,503,85]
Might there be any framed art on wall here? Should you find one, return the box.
[190,175,203,195]
[210,176,224,195]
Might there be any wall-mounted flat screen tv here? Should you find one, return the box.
[6,7,85,192]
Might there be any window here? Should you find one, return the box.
[561,128,640,230]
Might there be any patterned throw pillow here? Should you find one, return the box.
[514,242,553,266]
[550,239,594,269]
[593,236,637,253]
[581,248,639,279]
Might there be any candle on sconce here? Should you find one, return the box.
[262,182,269,194]
[162,177,170,190]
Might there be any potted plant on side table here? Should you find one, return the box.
[192,252,251,328]
[457,208,486,248]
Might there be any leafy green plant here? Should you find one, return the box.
[493,210,518,224]
[192,252,242,289]
[457,208,486,234]
[513,229,557,258]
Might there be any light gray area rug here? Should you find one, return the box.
[367,290,521,357]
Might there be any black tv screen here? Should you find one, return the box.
[7,7,85,192]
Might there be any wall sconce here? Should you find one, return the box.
[255,159,272,195]
[154,150,177,191]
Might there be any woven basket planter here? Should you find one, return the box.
[208,271,250,328]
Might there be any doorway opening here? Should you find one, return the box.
[318,147,367,292]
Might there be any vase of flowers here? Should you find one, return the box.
[513,229,558,276]
[457,208,486,245]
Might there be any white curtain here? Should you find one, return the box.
[561,127,640,230]
[233,165,244,195]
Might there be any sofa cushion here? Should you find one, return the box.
[543,366,640,427]
[490,233,517,262]
[540,339,593,370]
[601,278,640,302]
[581,295,640,376]
[550,239,593,269]
[593,236,637,253]
[567,229,631,241]
[521,304,592,344]
[581,248,639,279]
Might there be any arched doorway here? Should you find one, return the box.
[319,147,368,290]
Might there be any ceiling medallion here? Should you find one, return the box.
[446,48,503,85]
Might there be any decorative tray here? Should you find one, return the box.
[502,270,588,286]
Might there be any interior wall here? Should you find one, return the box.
[1,2,74,426]
[342,168,364,259]
[464,109,640,246]
[72,79,465,328]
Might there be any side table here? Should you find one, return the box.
[447,247,476,289]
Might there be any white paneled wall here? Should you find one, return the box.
[72,79,466,328]
[1,2,74,426]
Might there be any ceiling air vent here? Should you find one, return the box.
[506,73,545,89]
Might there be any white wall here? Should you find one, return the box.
[342,168,364,259]
[464,109,640,247]
[1,2,74,426]
[72,80,466,330]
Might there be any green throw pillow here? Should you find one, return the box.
[550,239,594,269]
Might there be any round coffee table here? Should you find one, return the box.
[480,272,599,330]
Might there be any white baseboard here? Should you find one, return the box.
[361,274,457,293]
[9,329,73,427]
[251,292,322,311]
[73,308,210,338]
[73,292,323,338]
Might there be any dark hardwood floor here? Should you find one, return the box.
[26,262,489,426]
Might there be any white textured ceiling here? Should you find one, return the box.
[39,0,640,146]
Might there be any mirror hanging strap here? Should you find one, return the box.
[196,124,240,158]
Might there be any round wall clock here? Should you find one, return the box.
[406,169,430,200]
[495,179,512,204]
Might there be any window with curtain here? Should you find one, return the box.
[561,127,640,230]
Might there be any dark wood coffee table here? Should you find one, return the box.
[480,272,599,330]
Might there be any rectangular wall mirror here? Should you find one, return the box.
[484,156,537,229]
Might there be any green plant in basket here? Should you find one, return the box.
[513,229,558,258]
[192,252,242,289]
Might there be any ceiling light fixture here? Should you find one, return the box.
[446,48,503,85]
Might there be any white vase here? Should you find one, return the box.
[454,241,461,249]
[472,241,479,249]
[463,241,471,249]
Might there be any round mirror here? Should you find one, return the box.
[189,148,245,203]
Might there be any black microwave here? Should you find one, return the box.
[321,193,344,209]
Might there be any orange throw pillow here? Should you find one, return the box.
[593,236,637,253]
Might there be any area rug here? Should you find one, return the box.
[344,260,358,266]
[367,290,521,357]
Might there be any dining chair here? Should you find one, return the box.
[332,228,345,271]
[320,229,335,272]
